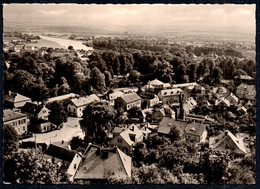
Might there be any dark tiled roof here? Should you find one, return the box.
[120,93,141,104]
[158,117,187,136]
[4,92,31,103]
[3,109,27,122]
[44,144,76,162]
[74,145,131,180]
[184,123,206,137]
[21,102,45,116]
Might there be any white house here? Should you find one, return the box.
[67,94,100,117]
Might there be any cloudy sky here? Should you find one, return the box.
[3,4,255,32]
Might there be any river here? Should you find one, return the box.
[39,35,93,51]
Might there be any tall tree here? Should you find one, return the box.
[80,101,116,143]
[47,101,68,126]
[90,67,106,91]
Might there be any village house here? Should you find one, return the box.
[21,102,50,120]
[4,91,32,109]
[236,84,256,100]
[151,105,175,123]
[152,108,166,123]
[183,122,207,143]
[209,130,247,155]
[147,79,171,90]
[140,92,160,108]
[215,97,231,108]
[73,144,131,183]
[107,91,125,106]
[115,93,141,111]
[225,92,239,106]
[234,75,254,85]
[43,144,82,182]
[29,119,53,133]
[67,94,100,117]
[109,124,143,154]
[157,117,187,138]
[184,114,215,124]
[237,106,247,114]
[46,93,77,104]
[158,88,183,106]
[212,86,229,99]
[3,109,29,135]
[183,97,197,114]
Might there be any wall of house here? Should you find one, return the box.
[200,131,207,143]
[37,107,50,120]
[67,103,86,117]
[161,95,180,104]
[4,117,28,135]
[67,153,82,183]
[126,100,141,110]
[109,136,131,154]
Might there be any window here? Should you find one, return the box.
[117,138,122,143]
[74,108,76,112]
[69,107,71,111]
[23,126,25,131]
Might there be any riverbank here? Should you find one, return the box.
[39,35,93,51]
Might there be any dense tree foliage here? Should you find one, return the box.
[3,150,61,184]
[80,101,117,143]
[47,101,68,126]
[4,124,19,155]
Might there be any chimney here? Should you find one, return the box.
[8,90,12,96]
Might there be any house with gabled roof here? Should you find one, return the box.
[183,97,197,114]
[184,122,207,143]
[157,117,187,138]
[212,86,229,98]
[4,91,32,109]
[108,91,125,106]
[148,79,164,89]
[73,144,131,183]
[209,130,247,155]
[115,93,141,111]
[236,84,256,100]
[225,92,239,106]
[152,108,166,123]
[67,94,100,117]
[158,88,183,106]
[237,106,247,114]
[21,102,50,120]
[43,144,82,182]
[215,97,230,107]
[109,124,143,154]
[3,109,29,135]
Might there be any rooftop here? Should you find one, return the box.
[74,145,131,180]
[4,109,27,122]
[71,94,100,107]
[4,91,31,103]
[21,102,48,116]
[184,122,207,137]
[120,93,141,104]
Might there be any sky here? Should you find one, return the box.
[3,4,255,32]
